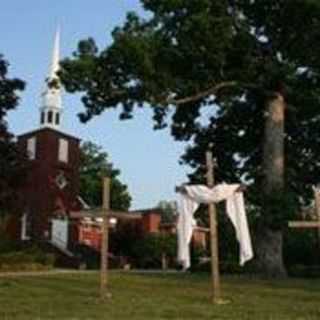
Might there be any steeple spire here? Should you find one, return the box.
[49,25,60,80]
[40,26,62,130]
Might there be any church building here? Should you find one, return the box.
[6,28,208,264]
[14,28,82,241]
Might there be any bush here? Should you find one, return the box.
[284,229,319,267]
[190,245,208,267]
[0,244,55,272]
[109,221,177,269]
[109,221,145,258]
[0,237,21,254]
[288,265,320,278]
[132,234,177,269]
[73,244,100,269]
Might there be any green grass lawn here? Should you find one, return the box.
[0,272,320,320]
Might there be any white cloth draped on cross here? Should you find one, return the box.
[177,183,254,270]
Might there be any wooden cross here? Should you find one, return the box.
[314,186,320,244]
[75,177,142,300]
[205,147,221,304]
[176,147,221,304]
[288,186,320,246]
[100,177,110,299]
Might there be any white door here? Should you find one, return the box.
[51,219,68,250]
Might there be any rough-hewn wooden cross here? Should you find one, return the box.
[176,147,221,304]
[288,187,320,244]
[206,147,221,304]
[75,177,138,300]
[100,177,110,300]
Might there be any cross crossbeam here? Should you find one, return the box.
[288,187,320,228]
[288,187,320,247]
[288,221,320,228]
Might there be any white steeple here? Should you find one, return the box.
[40,26,62,130]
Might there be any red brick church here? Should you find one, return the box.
[7,29,82,243]
[7,28,208,259]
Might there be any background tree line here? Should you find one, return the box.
[58,0,320,277]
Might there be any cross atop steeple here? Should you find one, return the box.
[40,26,62,130]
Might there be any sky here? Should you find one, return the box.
[1,0,193,209]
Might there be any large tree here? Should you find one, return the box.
[59,0,320,276]
[79,141,131,210]
[0,55,26,216]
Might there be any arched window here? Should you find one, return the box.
[48,111,53,123]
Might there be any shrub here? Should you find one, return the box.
[0,237,21,254]
[0,244,55,272]
[284,229,319,267]
[132,234,177,269]
[73,244,100,269]
[109,221,145,258]
[288,265,320,278]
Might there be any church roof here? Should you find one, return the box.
[18,127,80,142]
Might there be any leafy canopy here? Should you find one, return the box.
[79,141,131,210]
[0,55,26,215]
[60,1,320,216]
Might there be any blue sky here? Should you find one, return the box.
[1,1,192,209]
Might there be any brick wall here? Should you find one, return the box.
[17,128,80,240]
[141,212,161,233]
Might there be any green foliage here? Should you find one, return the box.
[0,245,55,272]
[284,230,319,268]
[0,238,20,254]
[156,200,177,223]
[73,244,100,269]
[260,190,298,230]
[79,141,131,210]
[59,1,320,231]
[109,221,144,258]
[0,55,25,120]
[132,233,177,268]
[110,220,177,269]
[0,55,27,216]
[190,244,208,269]
[283,228,320,278]
[58,0,320,276]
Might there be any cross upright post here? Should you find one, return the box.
[313,187,320,246]
[206,146,221,304]
[288,186,320,255]
[100,177,110,299]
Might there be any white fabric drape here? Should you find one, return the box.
[177,183,253,269]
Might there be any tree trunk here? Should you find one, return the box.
[255,226,287,278]
[262,92,285,195]
[161,252,168,270]
[255,92,287,277]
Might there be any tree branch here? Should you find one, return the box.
[167,81,239,105]
[166,81,277,106]
[91,81,266,108]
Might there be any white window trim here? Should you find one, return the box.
[21,213,31,241]
[27,137,36,160]
[58,138,69,163]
